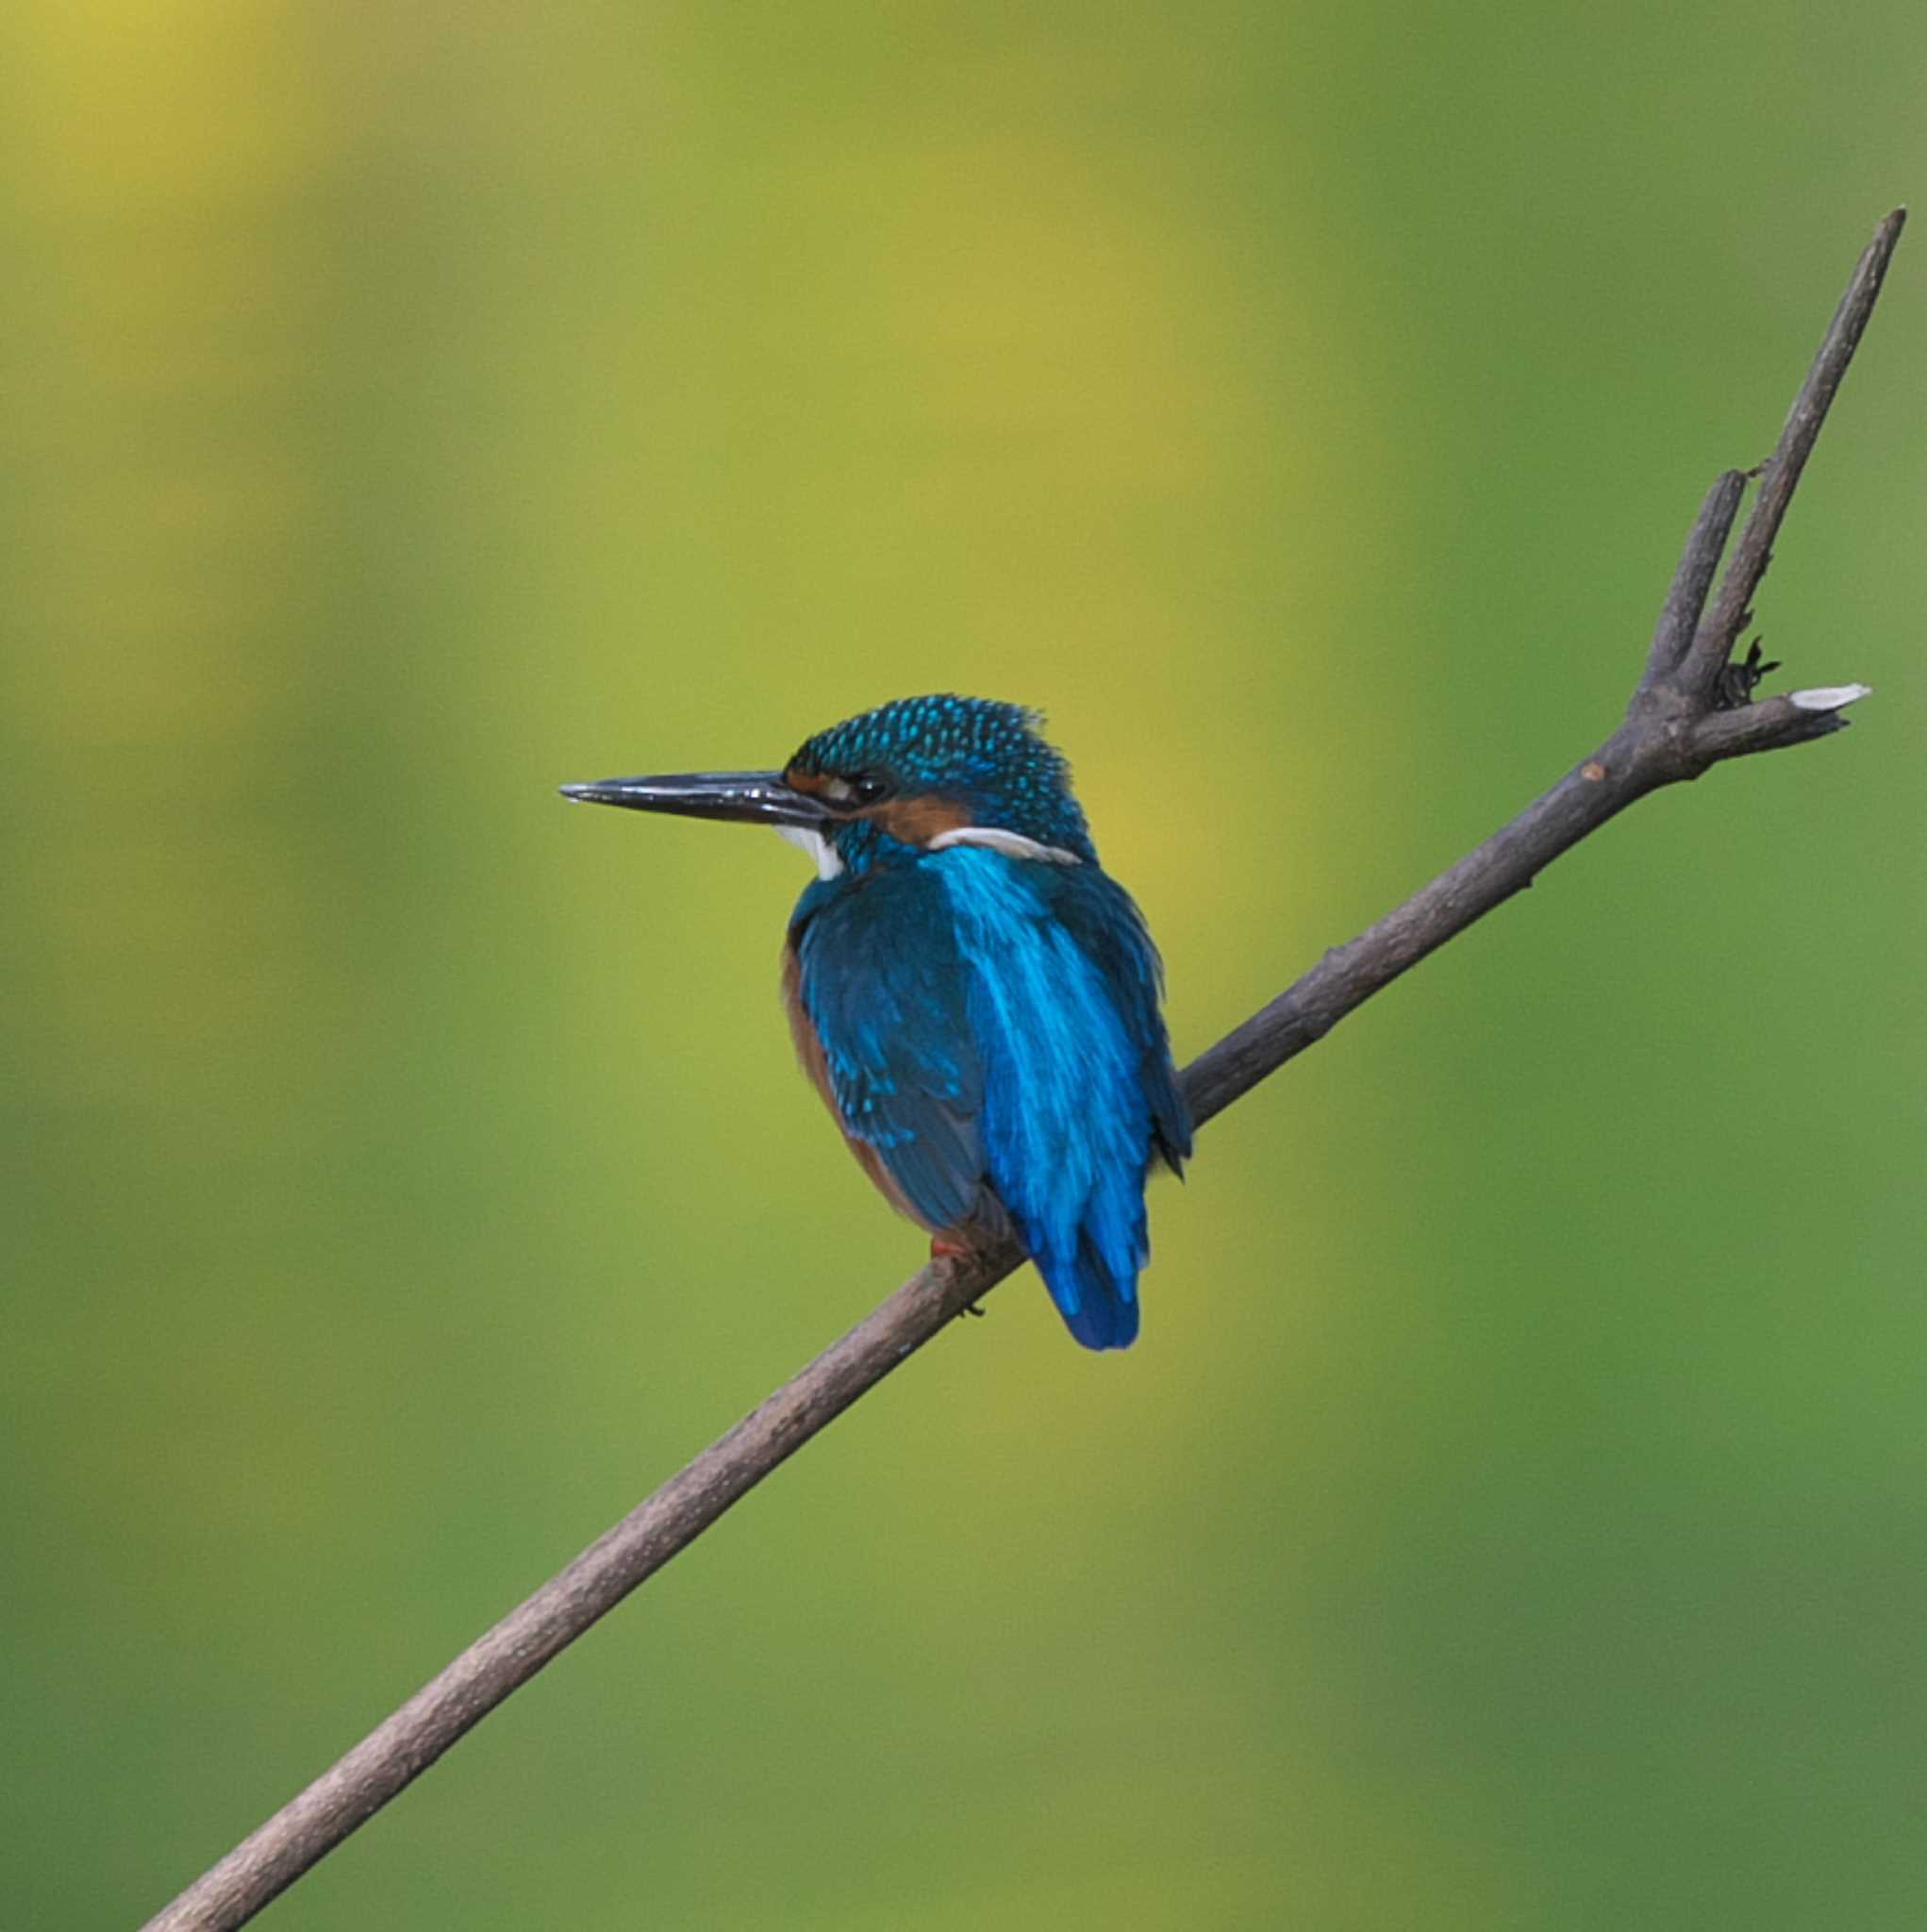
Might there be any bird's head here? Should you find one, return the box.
[562,694,1096,881]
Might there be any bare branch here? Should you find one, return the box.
[1639,468,1746,692]
[1677,208,1906,700]
[141,1251,1019,1932]
[141,211,1904,1932]
[1689,682,1872,762]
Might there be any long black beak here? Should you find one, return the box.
[557,770,834,830]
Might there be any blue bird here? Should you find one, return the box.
[562,695,1190,1350]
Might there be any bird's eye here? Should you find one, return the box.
[848,774,889,806]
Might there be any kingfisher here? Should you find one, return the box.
[561,694,1190,1350]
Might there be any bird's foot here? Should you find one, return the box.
[931,1235,987,1323]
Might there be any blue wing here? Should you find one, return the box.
[789,866,991,1236]
[936,848,1190,1350]
[1034,861,1191,1179]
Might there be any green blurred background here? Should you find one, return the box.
[4,4,1922,1927]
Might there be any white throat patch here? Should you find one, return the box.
[926,825,1081,865]
[775,824,844,880]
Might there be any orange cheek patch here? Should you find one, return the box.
[872,794,972,845]
[784,766,830,796]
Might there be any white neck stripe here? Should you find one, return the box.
[926,825,1081,865]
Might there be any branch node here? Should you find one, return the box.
[1711,638,1783,709]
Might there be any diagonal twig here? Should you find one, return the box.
[1640,468,1746,692]
[141,208,1904,1932]
[1678,208,1906,701]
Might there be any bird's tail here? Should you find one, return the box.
[1035,1216,1145,1352]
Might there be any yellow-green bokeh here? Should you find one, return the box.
[4,5,1923,1928]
